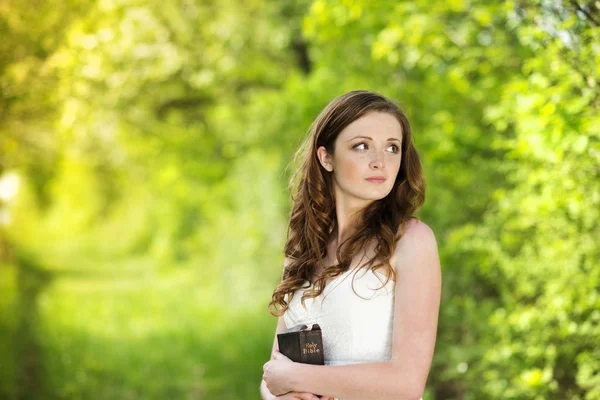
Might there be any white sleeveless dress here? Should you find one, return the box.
[283,266,424,400]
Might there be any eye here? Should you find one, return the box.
[388,144,400,153]
[353,142,400,153]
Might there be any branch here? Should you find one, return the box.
[569,0,599,27]
[154,96,212,119]
[291,37,312,75]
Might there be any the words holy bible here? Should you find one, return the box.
[277,323,325,365]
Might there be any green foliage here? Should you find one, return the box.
[0,0,598,399]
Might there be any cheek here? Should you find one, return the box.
[392,156,402,173]
[336,157,363,182]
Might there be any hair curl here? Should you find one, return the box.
[268,90,426,317]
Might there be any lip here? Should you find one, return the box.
[366,177,386,183]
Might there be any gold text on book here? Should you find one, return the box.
[303,342,320,354]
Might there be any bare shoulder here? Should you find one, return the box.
[392,218,439,272]
[396,218,436,245]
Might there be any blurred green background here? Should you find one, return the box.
[1,0,598,399]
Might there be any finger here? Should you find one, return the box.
[296,393,319,400]
[263,361,271,373]
[275,351,292,361]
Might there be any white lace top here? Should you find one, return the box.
[283,267,424,400]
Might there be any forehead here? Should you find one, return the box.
[337,111,403,140]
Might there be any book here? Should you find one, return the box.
[277,323,325,365]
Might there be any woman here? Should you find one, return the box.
[260,90,441,400]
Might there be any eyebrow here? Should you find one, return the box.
[347,135,402,142]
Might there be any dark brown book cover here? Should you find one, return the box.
[277,323,325,365]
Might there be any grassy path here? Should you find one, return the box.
[0,247,275,399]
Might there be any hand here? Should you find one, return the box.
[263,350,296,396]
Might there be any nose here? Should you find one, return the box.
[370,153,385,170]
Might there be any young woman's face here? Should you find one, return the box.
[318,111,404,206]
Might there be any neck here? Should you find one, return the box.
[332,198,372,246]
[331,210,363,247]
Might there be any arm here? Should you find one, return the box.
[261,378,277,400]
[286,221,442,400]
[261,306,328,400]
[262,377,324,400]
[260,316,285,400]
[262,256,293,399]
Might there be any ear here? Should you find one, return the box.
[316,146,334,172]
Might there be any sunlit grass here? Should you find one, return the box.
[0,253,276,400]
[0,263,18,399]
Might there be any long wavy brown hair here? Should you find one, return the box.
[268,90,426,317]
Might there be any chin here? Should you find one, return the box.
[341,183,393,202]
[368,187,394,199]
[358,191,391,202]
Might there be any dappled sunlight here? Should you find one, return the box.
[0,0,598,399]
